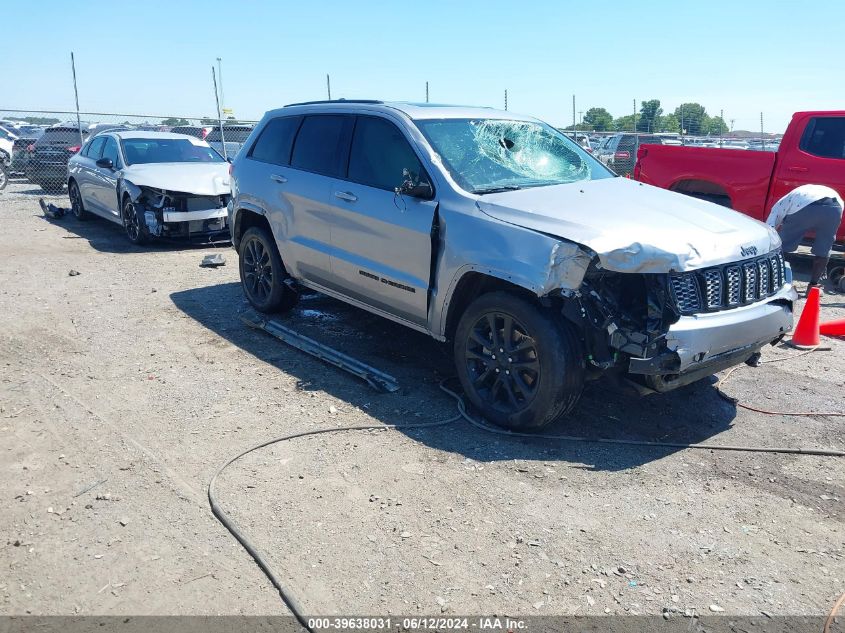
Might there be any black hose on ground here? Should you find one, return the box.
[209,369,843,628]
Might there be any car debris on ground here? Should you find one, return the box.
[200,253,226,267]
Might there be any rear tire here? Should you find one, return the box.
[454,291,585,430]
[0,165,7,191]
[238,226,299,314]
[68,180,89,220]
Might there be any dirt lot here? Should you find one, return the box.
[1,178,843,618]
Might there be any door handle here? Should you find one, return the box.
[786,166,808,173]
[270,174,287,183]
[334,191,357,202]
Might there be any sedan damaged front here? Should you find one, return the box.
[67,132,232,244]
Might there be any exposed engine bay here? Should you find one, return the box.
[132,186,230,242]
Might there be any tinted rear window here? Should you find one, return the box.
[250,117,301,166]
[171,127,203,138]
[290,115,353,177]
[206,127,254,143]
[637,136,663,145]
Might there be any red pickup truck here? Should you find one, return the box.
[634,110,845,244]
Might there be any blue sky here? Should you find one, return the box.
[6,0,843,132]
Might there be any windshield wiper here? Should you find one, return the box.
[472,185,523,195]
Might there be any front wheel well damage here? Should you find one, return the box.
[444,272,539,341]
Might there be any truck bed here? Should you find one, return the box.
[635,145,778,222]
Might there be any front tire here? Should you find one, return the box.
[0,165,7,191]
[454,291,585,430]
[68,180,89,220]
[122,196,149,245]
[238,226,299,313]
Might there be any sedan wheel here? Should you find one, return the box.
[122,198,148,244]
[68,181,88,220]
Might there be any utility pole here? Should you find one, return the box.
[572,94,576,135]
[633,99,637,133]
[212,66,227,160]
[216,57,225,113]
[504,89,508,111]
[719,109,724,147]
[425,81,429,103]
[326,74,332,100]
[760,112,766,151]
[70,52,83,147]
[730,118,735,132]
[578,110,584,129]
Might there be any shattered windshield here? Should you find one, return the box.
[120,138,224,165]
[415,118,612,194]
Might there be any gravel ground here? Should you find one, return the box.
[1,178,843,618]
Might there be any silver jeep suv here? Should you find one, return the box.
[229,100,796,430]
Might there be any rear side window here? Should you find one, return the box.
[290,115,353,177]
[86,136,106,159]
[250,117,301,166]
[800,117,845,159]
[348,116,424,191]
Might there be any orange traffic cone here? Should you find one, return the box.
[789,286,821,347]
[820,318,845,337]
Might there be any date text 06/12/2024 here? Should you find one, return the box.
[307,617,528,630]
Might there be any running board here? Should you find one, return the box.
[240,311,400,393]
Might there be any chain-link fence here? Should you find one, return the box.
[0,109,257,193]
[1,102,783,189]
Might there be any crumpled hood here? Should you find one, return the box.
[122,162,231,196]
[476,177,781,273]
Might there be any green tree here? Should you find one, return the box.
[658,113,680,133]
[583,107,613,131]
[162,117,190,126]
[675,103,707,135]
[613,114,635,131]
[701,115,728,136]
[21,116,60,125]
[637,99,663,132]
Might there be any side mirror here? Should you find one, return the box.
[397,176,434,200]
[96,157,114,169]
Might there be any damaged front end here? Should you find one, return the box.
[128,185,231,243]
[558,261,794,393]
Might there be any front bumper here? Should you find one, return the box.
[142,206,230,243]
[628,280,797,391]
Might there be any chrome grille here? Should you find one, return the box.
[670,250,786,315]
[757,259,770,296]
[702,269,722,309]
[743,262,758,303]
[726,266,741,306]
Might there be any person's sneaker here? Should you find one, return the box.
[806,283,824,298]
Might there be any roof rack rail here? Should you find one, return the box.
[284,99,384,107]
